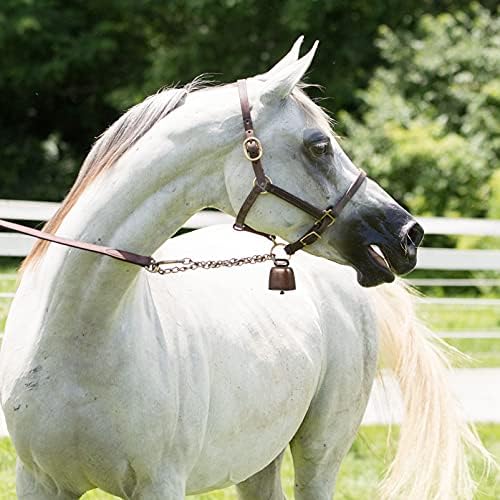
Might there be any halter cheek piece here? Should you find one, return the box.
[233,79,367,257]
[0,79,366,293]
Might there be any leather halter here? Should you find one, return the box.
[233,79,367,255]
[0,80,366,271]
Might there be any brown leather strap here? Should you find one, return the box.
[234,184,265,229]
[331,170,367,217]
[0,218,154,267]
[266,184,324,219]
[234,79,368,256]
[233,220,276,241]
[284,211,334,255]
[284,170,367,255]
[238,79,267,186]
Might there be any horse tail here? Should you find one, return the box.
[370,280,494,500]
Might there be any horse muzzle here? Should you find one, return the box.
[330,213,425,288]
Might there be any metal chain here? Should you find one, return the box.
[145,253,274,275]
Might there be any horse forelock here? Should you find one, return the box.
[291,84,336,136]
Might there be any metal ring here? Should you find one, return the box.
[243,137,263,161]
[270,242,291,263]
[253,175,272,193]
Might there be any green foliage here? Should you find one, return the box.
[340,3,499,217]
[489,170,500,219]
[0,0,492,202]
[0,0,154,200]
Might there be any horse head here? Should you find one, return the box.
[224,38,424,287]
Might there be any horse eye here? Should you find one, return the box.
[310,141,329,156]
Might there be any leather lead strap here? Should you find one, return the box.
[0,218,153,268]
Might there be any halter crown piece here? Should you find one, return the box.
[0,80,366,294]
[233,79,367,292]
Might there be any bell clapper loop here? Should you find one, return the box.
[273,257,290,267]
[268,242,296,294]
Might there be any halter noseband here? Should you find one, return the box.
[233,79,367,256]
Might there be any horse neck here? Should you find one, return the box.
[29,89,240,326]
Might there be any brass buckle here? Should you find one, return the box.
[318,209,335,227]
[243,137,263,161]
[299,231,321,246]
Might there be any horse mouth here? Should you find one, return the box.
[368,244,393,271]
[355,242,419,287]
[356,244,396,287]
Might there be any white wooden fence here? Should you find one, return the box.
[1,200,499,339]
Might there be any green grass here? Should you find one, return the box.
[0,438,16,499]
[417,303,500,368]
[418,304,500,332]
[0,425,498,499]
[445,338,500,368]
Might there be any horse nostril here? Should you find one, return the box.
[406,221,424,248]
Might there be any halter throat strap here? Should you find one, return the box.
[233,79,367,255]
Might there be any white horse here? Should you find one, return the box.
[0,38,490,499]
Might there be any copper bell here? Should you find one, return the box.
[269,258,296,294]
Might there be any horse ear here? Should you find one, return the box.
[259,40,319,103]
[258,36,304,80]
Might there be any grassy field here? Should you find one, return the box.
[418,303,500,368]
[0,425,499,499]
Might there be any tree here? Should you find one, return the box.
[340,3,499,217]
[0,0,495,201]
[0,0,154,200]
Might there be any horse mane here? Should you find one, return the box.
[21,79,331,270]
[22,79,207,270]
[292,83,335,133]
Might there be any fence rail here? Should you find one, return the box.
[2,199,500,231]
[1,200,499,341]
[0,209,235,256]
[408,278,500,287]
